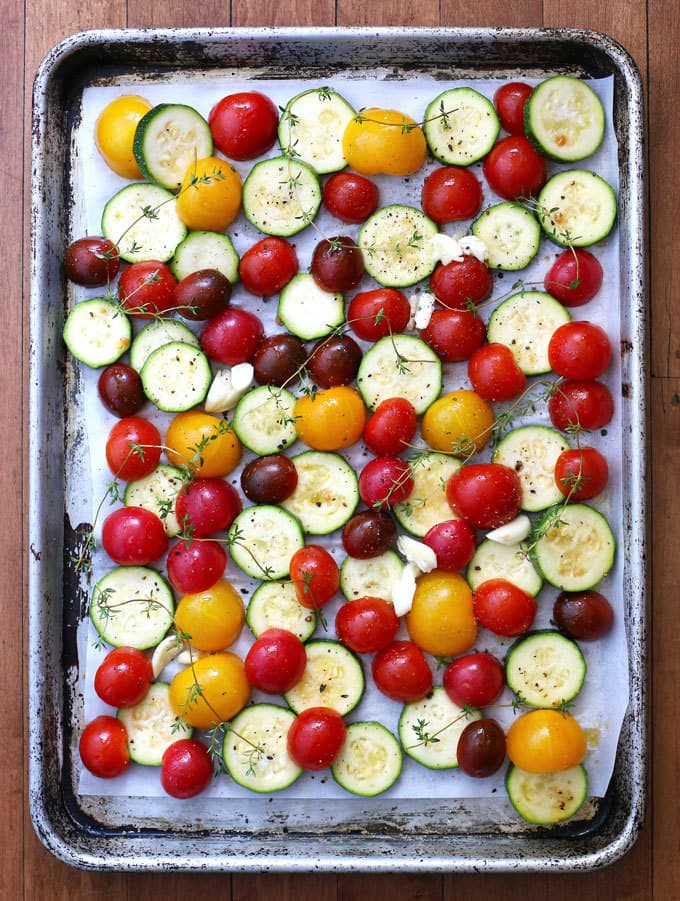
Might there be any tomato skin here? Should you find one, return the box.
[94,647,154,708]
[335,596,400,654]
[98,363,145,418]
[420,166,483,223]
[407,571,478,658]
[423,519,477,572]
[359,456,414,509]
[176,157,242,231]
[372,640,433,702]
[494,82,533,135]
[101,506,168,565]
[200,306,265,366]
[239,237,299,296]
[544,248,603,307]
[468,343,527,402]
[311,236,365,292]
[446,463,522,530]
[554,446,609,501]
[166,539,227,594]
[553,590,614,641]
[341,510,397,559]
[79,715,130,779]
[240,454,298,504]
[347,287,411,341]
[174,478,242,537]
[165,411,242,479]
[105,417,161,481]
[342,107,427,176]
[208,91,279,161]
[472,579,537,637]
[483,135,547,201]
[430,256,494,311]
[253,333,308,387]
[506,709,587,774]
[64,236,120,287]
[95,94,151,179]
[287,707,347,771]
[169,652,250,729]
[161,739,213,799]
[443,652,505,708]
[174,269,232,321]
[363,398,417,456]
[289,545,340,610]
[294,386,366,451]
[421,390,495,457]
[174,579,245,651]
[456,718,507,778]
[548,321,612,380]
[323,172,379,223]
[420,308,487,363]
[308,334,363,389]
[245,628,307,693]
[118,261,177,318]
[548,379,614,432]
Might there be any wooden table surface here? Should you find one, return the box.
[7,0,675,897]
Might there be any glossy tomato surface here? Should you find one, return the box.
[165,411,242,479]
[372,641,433,702]
[553,589,614,640]
[98,363,145,418]
[494,82,533,135]
[105,416,161,481]
[544,248,603,307]
[335,596,400,653]
[347,287,411,341]
[161,739,214,799]
[311,236,365,292]
[95,94,151,179]
[308,334,362,388]
[430,256,494,310]
[548,379,614,432]
[421,166,483,223]
[118,261,177,318]
[420,308,487,363]
[174,269,232,321]
[421,390,495,457]
[548,321,612,380]
[359,456,414,509]
[200,306,264,366]
[363,397,417,456]
[174,579,245,651]
[407,571,478,657]
[79,715,130,779]
[64,236,120,286]
[101,506,168,565]
[252,333,307,386]
[554,446,609,501]
[342,107,426,176]
[323,171,380,223]
[506,709,586,774]
[94,646,154,708]
[239,237,299,296]
[341,510,397,559]
[169,652,250,729]
[423,519,477,572]
[176,157,242,232]
[443,652,505,708]
[289,545,340,610]
[467,343,526,402]
[294,386,366,451]
[472,578,536,637]
[286,707,347,770]
[456,718,507,778]
[483,135,547,201]
[166,539,227,594]
[245,628,307,693]
[174,477,242,537]
[208,91,279,160]
[240,454,298,504]
[446,463,522,529]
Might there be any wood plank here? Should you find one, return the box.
[439,0,542,27]
[232,0,335,27]
[336,1,438,26]
[126,0,227,27]
[233,873,337,900]
[338,874,442,901]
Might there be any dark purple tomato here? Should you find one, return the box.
[308,334,363,388]
[456,718,507,778]
[311,236,365,292]
[341,509,398,559]
[174,269,232,321]
[240,454,298,504]
[553,590,614,640]
[97,363,145,417]
[64,236,120,286]
[252,333,308,386]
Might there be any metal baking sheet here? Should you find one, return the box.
[29,26,647,872]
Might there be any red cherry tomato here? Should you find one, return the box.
[420,308,486,363]
[311,236,365,292]
[420,166,483,223]
[456,718,507,778]
[372,640,433,702]
[423,519,477,572]
[208,91,279,160]
[101,506,168,565]
[245,628,307,693]
[200,306,264,366]
[548,321,612,380]
[175,478,242,537]
[363,398,417,456]
[446,463,522,530]
[335,596,400,654]
[238,237,299,296]
[323,171,380,223]
[347,287,410,341]
[64,236,120,286]
[98,363,145,418]
[286,707,347,770]
[430,256,494,311]
[341,510,397,559]
[493,82,533,135]
[161,738,214,799]
[118,261,177,318]
[548,379,614,432]
[472,579,537,637]
[94,646,154,708]
[79,715,130,779]
[554,446,609,501]
[105,416,161,481]
[443,652,505,708]
[544,249,604,307]
[483,135,547,201]
[468,342,526,402]
[359,456,414,509]
[166,539,227,594]
[553,590,614,641]
[289,545,340,610]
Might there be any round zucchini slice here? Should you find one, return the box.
[506,764,588,824]
[467,539,543,596]
[278,87,355,174]
[232,386,298,455]
[472,202,541,271]
[223,704,302,793]
[536,170,617,247]
[89,566,175,650]
[423,87,500,165]
[63,298,131,368]
[284,640,364,715]
[331,722,403,796]
[123,464,184,537]
[392,452,461,536]
[133,103,213,190]
[140,341,212,412]
[117,682,191,766]
[532,503,616,591]
[492,425,570,512]
[399,687,481,769]
[242,156,322,236]
[228,505,304,580]
[356,334,442,414]
[129,318,199,372]
[505,630,586,708]
[358,205,439,287]
[101,183,187,264]
[486,291,571,375]
[340,549,404,602]
[247,581,317,641]
[280,451,359,535]
[525,76,605,162]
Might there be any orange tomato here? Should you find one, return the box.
[294,386,366,451]
[174,579,245,652]
[420,389,495,457]
[406,571,477,657]
[95,95,151,179]
[176,156,242,231]
[165,411,242,478]
[506,709,587,774]
[342,108,427,176]
[169,652,250,729]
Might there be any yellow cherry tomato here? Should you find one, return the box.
[175,156,242,231]
[421,389,494,457]
[95,94,151,179]
[165,411,242,478]
[342,108,427,176]
[506,709,587,774]
[294,386,367,451]
[169,651,250,729]
[174,579,245,652]
[406,571,477,657]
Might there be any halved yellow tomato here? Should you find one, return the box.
[176,156,242,231]
[95,95,152,179]
[506,709,587,774]
[342,108,427,176]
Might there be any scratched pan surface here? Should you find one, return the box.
[28,27,646,872]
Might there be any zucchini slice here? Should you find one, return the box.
[492,425,570,512]
[467,539,543,596]
[525,76,605,162]
[101,183,187,264]
[140,341,212,412]
[278,87,355,174]
[228,505,304,580]
[358,205,439,287]
[129,319,199,372]
[117,682,191,766]
[472,202,541,271]
[242,156,322,236]
[63,298,131,368]
[331,722,402,797]
[133,103,213,190]
[340,549,404,602]
[123,464,184,537]
[89,567,175,650]
[247,581,317,641]
[399,687,481,769]
[423,87,500,166]
[536,170,617,247]
[506,764,588,824]
[532,503,616,591]
[505,630,586,708]
[232,386,298,455]
[356,334,442,414]
[486,291,571,375]
[284,640,364,715]
[392,452,461,537]
[223,704,302,793]
[277,273,345,341]
[171,231,239,284]
[280,451,359,535]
